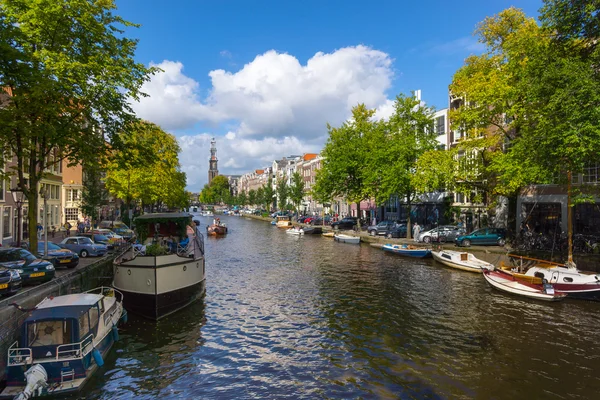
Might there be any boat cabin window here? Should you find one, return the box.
[563,277,573,282]
[89,306,100,333]
[27,320,72,347]
[442,254,452,260]
[79,305,101,338]
[534,272,545,279]
[79,313,90,338]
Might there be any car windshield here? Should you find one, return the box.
[0,251,24,262]
[94,235,109,241]
[80,238,94,245]
[37,242,62,251]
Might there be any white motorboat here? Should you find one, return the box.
[483,268,566,301]
[505,254,600,300]
[201,210,214,217]
[286,227,304,235]
[1,287,126,399]
[432,250,493,273]
[113,213,206,320]
[334,234,360,244]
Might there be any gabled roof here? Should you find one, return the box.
[303,153,318,161]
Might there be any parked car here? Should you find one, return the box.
[417,225,465,243]
[80,233,115,250]
[92,228,124,241]
[368,220,402,236]
[455,228,507,247]
[331,217,358,230]
[385,224,408,238]
[59,236,108,257]
[98,221,135,241]
[0,248,55,285]
[0,267,22,296]
[23,241,79,269]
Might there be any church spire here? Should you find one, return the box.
[208,137,219,185]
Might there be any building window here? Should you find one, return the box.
[67,189,80,202]
[65,208,79,221]
[582,163,600,184]
[3,207,11,238]
[435,116,445,136]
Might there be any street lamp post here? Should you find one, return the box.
[40,185,50,257]
[10,188,24,248]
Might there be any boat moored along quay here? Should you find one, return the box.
[483,268,567,302]
[0,288,126,399]
[113,213,206,320]
[432,250,493,272]
[383,243,432,258]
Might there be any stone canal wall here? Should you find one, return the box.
[0,255,115,379]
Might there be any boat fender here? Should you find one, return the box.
[112,325,119,342]
[121,310,128,324]
[92,348,104,367]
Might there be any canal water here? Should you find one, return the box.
[81,216,600,399]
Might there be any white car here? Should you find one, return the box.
[417,226,465,243]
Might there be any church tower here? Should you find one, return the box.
[208,137,219,185]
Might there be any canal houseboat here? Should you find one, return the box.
[432,250,493,272]
[1,287,126,399]
[113,213,206,320]
[383,244,432,258]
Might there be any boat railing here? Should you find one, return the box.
[86,286,124,303]
[7,341,32,366]
[56,333,95,360]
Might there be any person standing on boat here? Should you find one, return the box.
[413,222,421,242]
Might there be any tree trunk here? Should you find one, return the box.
[406,194,412,240]
[356,201,361,230]
[27,192,38,251]
[506,193,518,240]
[567,170,575,268]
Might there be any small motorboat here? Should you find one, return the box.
[270,220,277,225]
[334,234,360,244]
[302,226,323,235]
[276,215,292,228]
[207,224,228,236]
[286,227,304,235]
[432,250,492,272]
[1,288,127,399]
[482,268,566,302]
[505,254,600,300]
[322,232,335,238]
[201,210,214,217]
[382,243,432,258]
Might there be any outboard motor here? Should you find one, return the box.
[14,364,48,400]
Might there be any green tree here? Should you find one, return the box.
[201,175,230,205]
[248,189,257,207]
[104,121,187,216]
[0,0,155,250]
[238,191,248,207]
[318,104,375,227]
[289,172,305,212]
[372,94,437,238]
[81,160,108,224]
[255,187,264,209]
[263,177,275,211]
[199,184,214,204]
[277,176,289,210]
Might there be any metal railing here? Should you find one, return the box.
[8,341,32,366]
[7,332,94,367]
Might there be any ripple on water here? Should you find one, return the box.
[81,216,600,399]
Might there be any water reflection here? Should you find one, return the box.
[79,215,600,399]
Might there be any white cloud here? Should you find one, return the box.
[373,99,395,121]
[133,46,394,137]
[134,46,397,190]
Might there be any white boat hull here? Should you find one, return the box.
[432,250,493,273]
[483,269,566,301]
[334,234,360,244]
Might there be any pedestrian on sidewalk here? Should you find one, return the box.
[51,226,56,239]
[64,221,72,237]
[36,222,43,240]
[413,222,421,242]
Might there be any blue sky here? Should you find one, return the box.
[117,0,543,191]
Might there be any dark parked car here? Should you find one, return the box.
[80,233,115,250]
[385,224,408,238]
[0,248,55,285]
[331,217,358,230]
[0,267,22,296]
[368,220,401,236]
[455,228,507,247]
[24,241,79,269]
[99,221,135,241]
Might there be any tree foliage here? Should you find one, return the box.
[289,172,305,212]
[0,0,155,249]
[248,189,257,207]
[81,160,108,224]
[276,176,289,210]
[104,121,187,213]
[198,175,230,205]
[263,177,275,211]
